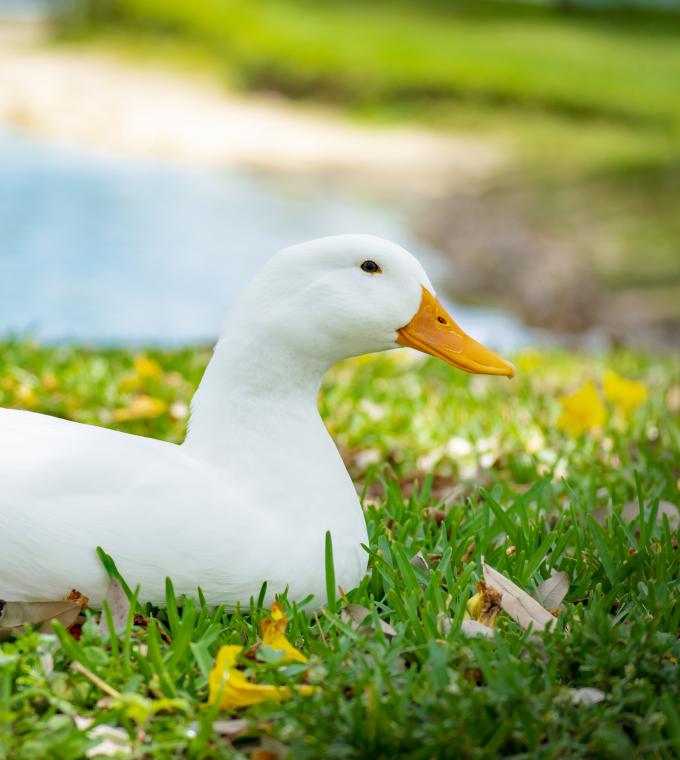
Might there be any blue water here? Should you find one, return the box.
[0,130,537,349]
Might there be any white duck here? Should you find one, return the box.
[0,235,513,607]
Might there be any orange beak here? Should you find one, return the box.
[396,287,515,378]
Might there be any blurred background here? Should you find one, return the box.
[1,0,679,350]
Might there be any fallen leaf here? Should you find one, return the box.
[98,580,131,635]
[591,500,679,531]
[74,717,132,757]
[409,551,429,574]
[212,718,249,739]
[483,562,556,632]
[535,571,570,610]
[251,748,284,760]
[66,589,90,609]
[570,687,606,705]
[341,604,397,638]
[37,650,54,678]
[74,717,131,753]
[0,599,83,638]
[460,620,496,639]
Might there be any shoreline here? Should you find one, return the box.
[0,35,505,198]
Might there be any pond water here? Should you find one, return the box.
[0,130,537,350]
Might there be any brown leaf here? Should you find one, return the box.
[467,581,502,627]
[66,589,90,610]
[341,604,397,638]
[535,571,570,610]
[251,752,280,760]
[0,599,83,639]
[98,580,131,635]
[483,562,556,633]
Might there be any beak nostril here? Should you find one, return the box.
[437,316,447,325]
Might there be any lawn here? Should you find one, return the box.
[1,342,679,757]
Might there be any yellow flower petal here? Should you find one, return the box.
[603,371,647,415]
[14,385,38,408]
[113,395,168,422]
[208,646,315,710]
[260,603,308,663]
[134,355,163,379]
[262,630,308,664]
[464,582,501,628]
[556,382,606,437]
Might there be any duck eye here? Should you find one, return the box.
[360,260,381,274]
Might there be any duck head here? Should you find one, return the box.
[230,234,514,377]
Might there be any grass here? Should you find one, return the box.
[1,341,679,757]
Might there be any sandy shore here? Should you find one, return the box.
[0,30,504,195]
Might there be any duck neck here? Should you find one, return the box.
[183,330,330,467]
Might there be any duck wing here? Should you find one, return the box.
[0,409,251,604]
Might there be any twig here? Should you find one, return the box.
[70,661,120,698]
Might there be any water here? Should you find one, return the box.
[0,130,537,350]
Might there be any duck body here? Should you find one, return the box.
[0,357,366,607]
[0,235,513,607]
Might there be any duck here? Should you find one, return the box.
[0,235,514,607]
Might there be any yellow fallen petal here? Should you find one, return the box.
[134,354,163,379]
[113,395,168,422]
[465,592,483,620]
[208,646,315,709]
[14,385,38,408]
[556,382,606,437]
[262,629,308,664]
[260,604,308,663]
[603,370,647,415]
[464,582,501,628]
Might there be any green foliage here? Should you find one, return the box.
[54,0,680,161]
[1,342,679,756]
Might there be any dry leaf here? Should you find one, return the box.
[483,562,556,632]
[460,620,496,639]
[591,500,679,531]
[212,718,249,739]
[74,717,132,757]
[535,571,570,610]
[39,650,54,676]
[409,552,429,574]
[0,599,83,638]
[341,604,397,638]
[98,580,131,635]
[570,687,606,705]
[67,589,90,609]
